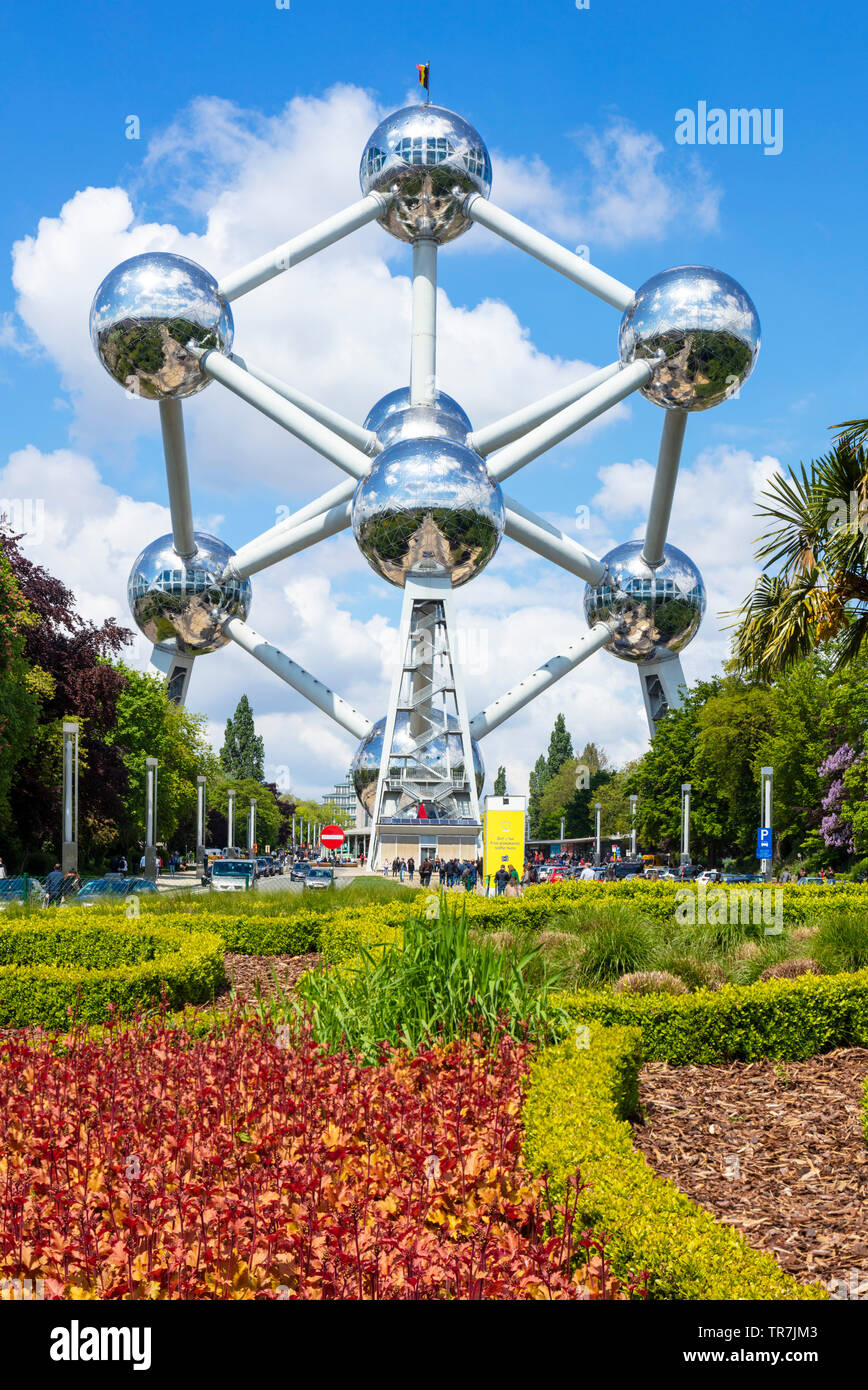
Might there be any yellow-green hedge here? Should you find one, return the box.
[0,921,225,1027]
[555,968,868,1063]
[522,1024,826,1300]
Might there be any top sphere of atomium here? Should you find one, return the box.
[90,252,233,400]
[363,387,473,448]
[127,532,252,655]
[352,436,504,588]
[619,266,760,411]
[360,104,492,243]
[584,541,706,664]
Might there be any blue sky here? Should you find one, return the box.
[1,0,866,799]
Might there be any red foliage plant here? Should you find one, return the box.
[0,1015,646,1301]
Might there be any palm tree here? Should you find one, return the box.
[732,428,868,679]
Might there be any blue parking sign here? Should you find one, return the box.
[756,826,772,858]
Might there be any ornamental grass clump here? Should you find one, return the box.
[292,893,568,1061]
[573,921,653,989]
[814,912,868,974]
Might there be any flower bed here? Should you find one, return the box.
[522,1025,826,1301]
[0,922,225,1027]
[0,1018,642,1300]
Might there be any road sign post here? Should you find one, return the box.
[320,823,345,857]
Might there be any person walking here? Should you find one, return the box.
[44,863,65,906]
[407,856,415,882]
[494,866,509,896]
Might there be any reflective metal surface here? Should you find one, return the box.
[128,532,252,654]
[90,253,233,400]
[363,387,472,448]
[360,104,492,243]
[583,540,706,663]
[352,437,503,587]
[351,712,485,816]
[619,266,760,411]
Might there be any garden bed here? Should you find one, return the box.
[630,1047,868,1294]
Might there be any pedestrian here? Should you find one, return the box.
[140,853,147,872]
[494,866,509,896]
[119,854,128,874]
[44,863,65,906]
[382,860,389,877]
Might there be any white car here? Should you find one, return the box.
[208,859,258,893]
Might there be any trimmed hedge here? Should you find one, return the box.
[0,922,225,1027]
[522,1025,826,1300]
[555,968,868,1063]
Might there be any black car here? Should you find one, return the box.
[290,860,311,882]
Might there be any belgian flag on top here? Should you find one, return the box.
[417,62,430,96]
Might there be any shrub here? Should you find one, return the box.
[758,958,824,982]
[555,968,868,1064]
[575,921,653,987]
[522,1025,825,1300]
[0,922,225,1026]
[814,913,868,974]
[659,956,727,992]
[613,971,688,996]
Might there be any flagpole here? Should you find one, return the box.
[426,61,430,106]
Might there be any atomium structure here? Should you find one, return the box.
[89,98,760,867]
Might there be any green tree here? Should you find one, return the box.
[0,548,45,847]
[220,695,265,781]
[546,713,573,780]
[108,665,216,852]
[493,765,507,796]
[528,754,548,839]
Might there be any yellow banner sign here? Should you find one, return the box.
[483,806,525,881]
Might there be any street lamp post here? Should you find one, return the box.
[559,814,565,845]
[196,776,207,872]
[760,766,773,883]
[629,793,638,859]
[61,722,79,875]
[249,797,257,853]
[680,782,692,867]
[227,788,236,852]
[594,802,601,865]
[144,757,158,880]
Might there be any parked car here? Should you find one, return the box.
[207,859,258,893]
[290,861,311,882]
[0,875,45,909]
[70,877,159,906]
[303,867,334,891]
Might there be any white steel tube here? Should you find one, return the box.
[503,496,606,585]
[641,410,688,568]
[469,622,614,739]
[594,803,602,864]
[464,195,635,311]
[468,362,622,456]
[227,789,235,850]
[196,777,206,848]
[487,361,654,483]
[227,499,353,581]
[232,356,380,456]
[410,239,437,405]
[198,350,371,480]
[62,733,74,842]
[218,192,389,301]
[630,795,638,858]
[279,476,359,532]
[223,616,373,741]
[159,400,197,560]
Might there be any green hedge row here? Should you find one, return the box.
[0,922,225,1027]
[522,1024,826,1300]
[555,969,868,1064]
[523,878,868,926]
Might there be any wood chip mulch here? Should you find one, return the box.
[630,1047,868,1293]
[208,952,321,1010]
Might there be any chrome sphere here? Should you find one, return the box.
[584,541,706,663]
[90,252,233,400]
[359,104,492,243]
[127,532,252,655]
[352,437,503,587]
[351,713,485,817]
[363,387,472,448]
[618,266,760,411]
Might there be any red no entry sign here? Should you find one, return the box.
[320,824,345,849]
